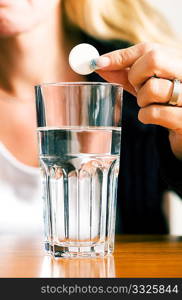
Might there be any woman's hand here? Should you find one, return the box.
[96,43,182,160]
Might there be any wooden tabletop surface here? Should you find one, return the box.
[0,234,182,278]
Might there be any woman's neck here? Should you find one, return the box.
[0,6,75,100]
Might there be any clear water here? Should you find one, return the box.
[37,127,121,257]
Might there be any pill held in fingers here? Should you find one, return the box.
[69,43,100,75]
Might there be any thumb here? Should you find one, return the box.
[96,68,136,96]
[94,42,157,95]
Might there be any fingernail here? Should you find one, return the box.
[90,56,111,70]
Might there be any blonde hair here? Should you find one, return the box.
[62,0,177,45]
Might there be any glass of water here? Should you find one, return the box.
[35,82,123,258]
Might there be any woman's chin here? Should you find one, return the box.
[0,30,24,38]
[0,23,32,38]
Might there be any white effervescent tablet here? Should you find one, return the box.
[69,43,100,75]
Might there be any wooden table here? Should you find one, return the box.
[0,234,182,278]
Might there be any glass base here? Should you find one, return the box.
[45,241,113,258]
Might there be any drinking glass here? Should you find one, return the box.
[35,82,123,257]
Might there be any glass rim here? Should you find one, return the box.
[35,81,122,88]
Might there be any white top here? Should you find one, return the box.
[0,142,43,235]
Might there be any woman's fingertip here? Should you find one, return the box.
[94,56,111,69]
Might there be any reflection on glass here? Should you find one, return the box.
[40,255,115,278]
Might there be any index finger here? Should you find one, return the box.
[96,42,158,71]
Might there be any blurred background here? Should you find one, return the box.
[152,0,182,38]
